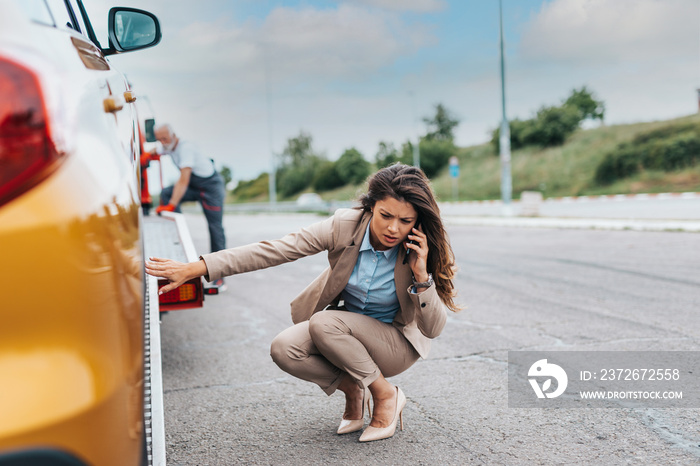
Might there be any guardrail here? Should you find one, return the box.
[219,200,354,214]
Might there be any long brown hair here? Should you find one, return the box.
[359,163,459,312]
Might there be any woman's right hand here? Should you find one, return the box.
[145,257,208,295]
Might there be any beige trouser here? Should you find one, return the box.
[270,310,420,395]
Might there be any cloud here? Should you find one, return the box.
[101,1,442,180]
[338,0,447,13]
[520,0,699,65]
[261,5,436,81]
[93,0,700,184]
[112,3,436,87]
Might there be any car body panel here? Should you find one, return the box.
[0,2,158,464]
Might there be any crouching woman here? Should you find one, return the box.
[146,163,459,442]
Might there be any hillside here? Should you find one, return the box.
[229,113,700,204]
[429,113,700,202]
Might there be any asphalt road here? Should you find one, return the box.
[159,212,700,465]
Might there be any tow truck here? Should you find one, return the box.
[139,117,220,465]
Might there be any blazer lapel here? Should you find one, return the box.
[313,211,371,312]
[394,247,414,325]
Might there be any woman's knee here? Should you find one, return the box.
[269,332,289,368]
[307,312,325,339]
[269,323,311,370]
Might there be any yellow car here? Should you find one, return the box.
[0,2,160,465]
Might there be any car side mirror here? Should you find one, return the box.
[105,7,161,55]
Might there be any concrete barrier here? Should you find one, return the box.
[519,191,543,217]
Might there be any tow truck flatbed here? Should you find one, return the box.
[142,211,205,465]
[143,212,205,310]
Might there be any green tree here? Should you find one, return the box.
[276,166,313,197]
[418,138,456,178]
[400,140,416,164]
[423,103,459,141]
[522,105,582,147]
[312,160,344,191]
[491,87,607,151]
[335,148,371,185]
[375,141,400,168]
[564,86,605,122]
[220,166,233,187]
[275,130,320,197]
[278,130,315,169]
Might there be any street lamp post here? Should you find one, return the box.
[408,90,420,169]
[498,0,512,214]
[263,40,276,205]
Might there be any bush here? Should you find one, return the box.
[400,140,418,165]
[232,172,269,201]
[376,141,401,168]
[335,148,371,185]
[312,160,344,191]
[419,138,455,178]
[594,154,617,185]
[490,106,581,151]
[491,118,534,152]
[564,86,605,122]
[631,123,696,145]
[595,126,700,185]
[522,105,581,147]
[491,87,604,152]
[276,166,313,197]
[594,144,641,185]
[657,133,700,170]
[509,119,531,150]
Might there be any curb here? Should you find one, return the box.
[545,192,700,203]
[442,216,700,232]
[441,192,700,206]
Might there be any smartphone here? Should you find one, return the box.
[402,220,421,264]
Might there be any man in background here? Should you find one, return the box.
[155,124,227,289]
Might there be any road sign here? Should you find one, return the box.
[449,156,459,178]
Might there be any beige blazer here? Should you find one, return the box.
[201,208,447,358]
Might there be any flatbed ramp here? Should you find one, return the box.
[143,213,194,263]
[142,212,203,465]
[144,275,166,466]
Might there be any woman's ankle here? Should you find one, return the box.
[368,376,395,401]
[337,374,361,396]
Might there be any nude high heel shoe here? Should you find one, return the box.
[359,386,406,442]
[337,386,371,434]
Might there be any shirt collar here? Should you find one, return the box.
[360,221,399,260]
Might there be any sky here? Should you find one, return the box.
[85,0,700,185]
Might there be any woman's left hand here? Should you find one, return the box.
[145,257,207,295]
[404,225,429,282]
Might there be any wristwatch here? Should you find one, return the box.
[412,273,433,288]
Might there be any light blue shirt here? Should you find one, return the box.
[341,221,400,323]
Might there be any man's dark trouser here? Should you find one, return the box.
[161,172,226,253]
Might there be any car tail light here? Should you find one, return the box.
[157,278,203,311]
[0,57,64,207]
[159,283,196,304]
